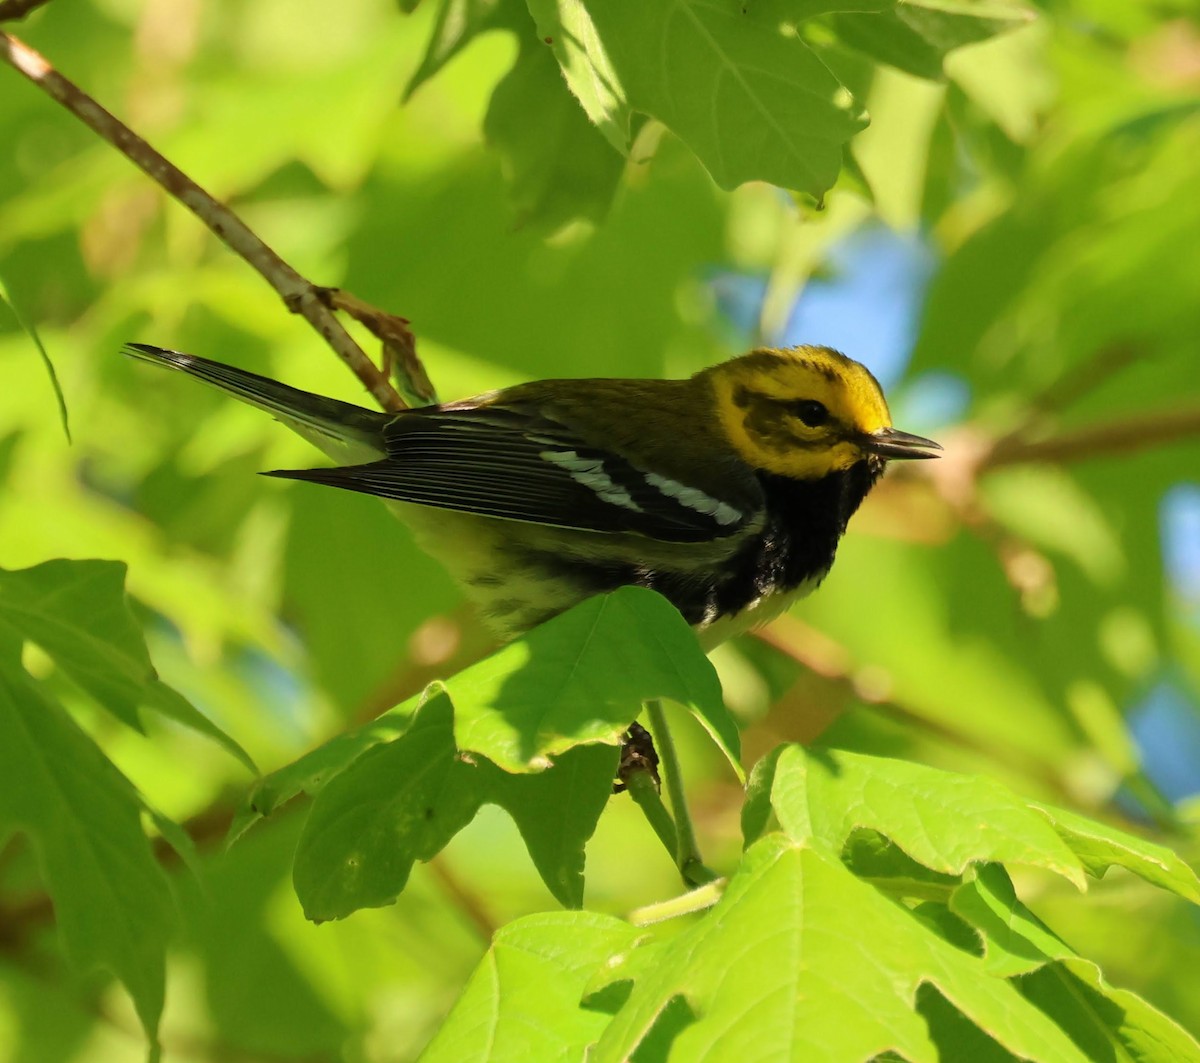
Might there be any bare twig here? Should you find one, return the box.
[986,404,1200,469]
[424,857,497,942]
[1028,343,1141,418]
[0,802,236,951]
[0,0,52,22]
[752,615,1072,797]
[0,30,411,412]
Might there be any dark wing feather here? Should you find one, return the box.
[266,403,759,543]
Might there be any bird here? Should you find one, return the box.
[122,342,941,648]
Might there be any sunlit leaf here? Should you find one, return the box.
[745,744,1089,888]
[446,587,739,777]
[528,0,869,199]
[1028,801,1200,902]
[591,835,1088,1062]
[420,912,640,1062]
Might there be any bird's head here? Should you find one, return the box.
[702,345,942,479]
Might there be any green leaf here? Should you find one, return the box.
[746,745,1088,888]
[951,864,1072,977]
[253,588,733,915]
[477,743,619,907]
[292,691,619,919]
[405,0,524,100]
[1019,959,1200,1063]
[524,0,632,154]
[1028,801,1200,903]
[591,835,1088,1062]
[842,828,963,900]
[419,911,640,1062]
[446,587,740,778]
[834,0,1033,80]
[0,274,70,443]
[0,669,173,1056]
[0,560,255,773]
[0,560,150,728]
[528,0,868,199]
[228,693,419,843]
[484,38,625,230]
[293,691,481,921]
[951,866,1200,1059]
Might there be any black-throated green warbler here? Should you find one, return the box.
[123,343,940,647]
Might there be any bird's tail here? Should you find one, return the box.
[122,343,390,460]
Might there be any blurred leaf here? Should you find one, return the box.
[796,532,1081,771]
[743,744,1088,887]
[484,38,625,229]
[184,817,356,1058]
[834,1,1034,81]
[0,560,255,772]
[420,911,640,1062]
[528,0,868,199]
[283,485,462,713]
[445,587,739,777]
[591,835,1087,1062]
[405,0,524,100]
[0,275,70,443]
[0,669,173,1055]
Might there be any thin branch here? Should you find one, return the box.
[0,0,52,21]
[752,615,1074,798]
[985,404,1200,469]
[0,30,412,412]
[424,857,497,942]
[1027,343,1140,418]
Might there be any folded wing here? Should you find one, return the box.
[267,403,760,543]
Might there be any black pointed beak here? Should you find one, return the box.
[862,427,943,460]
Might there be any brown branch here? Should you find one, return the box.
[751,615,1072,798]
[425,857,497,941]
[0,30,412,412]
[1028,343,1140,418]
[985,403,1200,469]
[320,287,437,405]
[0,802,237,951]
[0,0,52,21]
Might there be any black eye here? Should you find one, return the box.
[790,400,829,428]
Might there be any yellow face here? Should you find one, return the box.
[706,346,896,479]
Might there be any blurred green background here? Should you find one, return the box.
[1,0,1198,1058]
